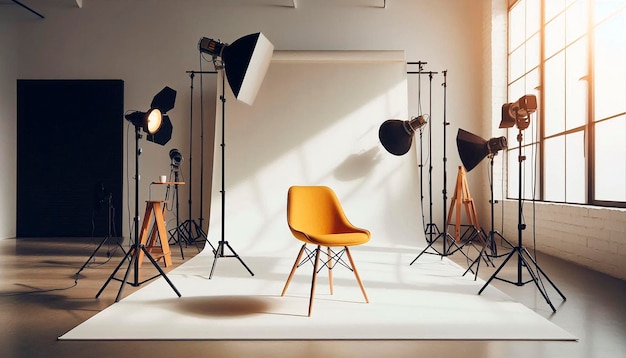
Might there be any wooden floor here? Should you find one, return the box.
[0,236,624,358]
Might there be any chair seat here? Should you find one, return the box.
[303,232,370,247]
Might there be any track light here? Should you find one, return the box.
[379,115,428,156]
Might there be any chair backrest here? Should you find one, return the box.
[287,186,353,237]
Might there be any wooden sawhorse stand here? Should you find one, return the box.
[447,166,492,279]
[447,166,483,243]
[137,200,172,268]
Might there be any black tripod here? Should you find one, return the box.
[462,155,507,279]
[178,70,217,251]
[478,129,565,312]
[411,70,469,264]
[209,70,254,279]
[166,168,187,259]
[96,125,181,302]
[76,193,125,275]
[408,62,440,243]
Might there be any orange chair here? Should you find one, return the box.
[281,186,370,316]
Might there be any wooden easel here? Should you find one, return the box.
[447,166,483,242]
[137,200,172,267]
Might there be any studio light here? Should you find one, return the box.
[500,94,537,130]
[379,115,427,156]
[169,148,183,169]
[98,86,180,302]
[124,108,162,134]
[456,129,507,172]
[199,32,274,105]
[124,86,177,146]
[197,32,274,278]
[477,94,566,312]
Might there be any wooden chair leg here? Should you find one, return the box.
[308,245,321,317]
[281,244,306,297]
[345,247,369,303]
[327,246,333,295]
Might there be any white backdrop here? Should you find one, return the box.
[207,50,426,258]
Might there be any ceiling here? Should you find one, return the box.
[0,0,387,21]
[0,0,81,21]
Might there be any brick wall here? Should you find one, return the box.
[495,201,626,280]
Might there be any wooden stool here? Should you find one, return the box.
[137,200,172,267]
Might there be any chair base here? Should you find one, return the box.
[281,244,369,317]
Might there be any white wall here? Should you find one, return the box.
[2,0,485,241]
[3,1,621,279]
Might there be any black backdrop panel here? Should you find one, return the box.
[17,80,123,238]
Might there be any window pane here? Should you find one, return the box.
[526,0,541,37]
[546,0,567,22]
[526,33,540,71]
[594,11,626,120]
[508,143,539,200]
[566,131,586,203]
[509,46,525,81]
[510,0,526,50]
[544,136,566,201]
[566,38,588,130]
[545,52,566,136]
[566,0,587,45]
[595,117,626,201]
[525,68,541,141]
[594,0,626,23]
[545,13,566,58]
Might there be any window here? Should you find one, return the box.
[506,0,626,207]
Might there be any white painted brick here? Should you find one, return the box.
[602,218,626,232]
[588,237,611,252]
[617,242,626,257]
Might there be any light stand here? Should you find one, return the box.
[165,149,187,259]
[478,95,566,312]
[208,73,255,279]
[485,155,513,256]
[410,70,468,264]
[455,128,508,279]
[179,70,217,251]
[198,32,274,278]
[97,87,181,302]
[76,191,125,275]
[407,61,440,244]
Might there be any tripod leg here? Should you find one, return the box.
[478,248,517,295]
[77,236,109,275]
[140,245,181,297]
[521,247,567,301]
[196,222,216,253]
[225,241,254,276]
[516,253,556,312]
[96,246,134,298]
[409,240,435,265]
[208,241,223,279]
[114,248,137,302]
